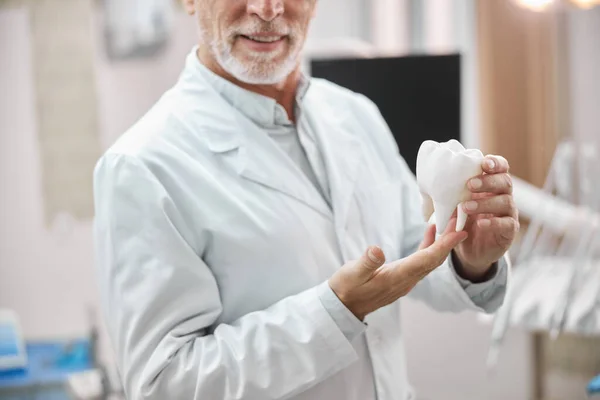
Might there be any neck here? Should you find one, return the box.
[197,47,301,123]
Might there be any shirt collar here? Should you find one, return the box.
[185,46,310,128]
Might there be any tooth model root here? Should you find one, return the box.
[456,204,468,231]
[433,200,455,234]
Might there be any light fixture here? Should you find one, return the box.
[515,0,600,11]
[515,0,556,12]
[569,0,600,9]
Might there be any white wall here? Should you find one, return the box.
[401,303,533,400]
[94,9,198,148]
[568,7,600,146]
[0,6,198,365]
[309,0,367,42]
[0,8,99,340]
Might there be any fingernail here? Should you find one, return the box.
[487,159,495,170]
[464,201,478,211]
[470,178,482,190]
[367,247,381,263]
[478,219,491,227]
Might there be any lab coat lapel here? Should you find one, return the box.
[178,58,331,219]
[204,115,332,220]
[303,92,363,256]
[238,138,332,219]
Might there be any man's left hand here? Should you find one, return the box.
[453,155,519,281]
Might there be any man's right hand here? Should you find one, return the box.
[329,219,468,321]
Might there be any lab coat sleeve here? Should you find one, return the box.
[447,251,510,313]
[93,153,360,400]
[317,280,368,342]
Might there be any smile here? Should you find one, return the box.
[237,34,287,52]
[242,35,285,43]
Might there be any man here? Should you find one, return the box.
[93,1,518,399]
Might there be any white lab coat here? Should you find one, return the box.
[93,50,509,400]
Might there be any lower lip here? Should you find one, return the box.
[238,36,286,52]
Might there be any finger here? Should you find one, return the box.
[352,246,386,282]
[462,194,517,218]
[477,216,520,247]
[391,230,468,279]
[418,224,437,250]
[468,173,513,194]
[421,229,468,266]
[482,155,509,174]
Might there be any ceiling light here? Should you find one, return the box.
[569,0,600,9]
[515,0,556,12]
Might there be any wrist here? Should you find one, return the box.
[451,250,497,283]
[328,281,366,321]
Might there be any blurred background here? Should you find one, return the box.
[0,0,599,399]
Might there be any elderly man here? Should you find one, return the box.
[93,1,518,399]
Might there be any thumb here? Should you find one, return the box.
[353,246,386,282]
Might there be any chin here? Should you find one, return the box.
[223,53,298,85]
[234,68,291,85]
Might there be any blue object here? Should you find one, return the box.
[0,339,93,399]
[0,313,27,372]
[0,325,20,358]
[588,374,600,395]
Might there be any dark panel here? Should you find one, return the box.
[310,54,461,175]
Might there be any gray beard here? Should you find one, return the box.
[198,25,300,85]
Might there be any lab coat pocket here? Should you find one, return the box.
[355,181,403,262]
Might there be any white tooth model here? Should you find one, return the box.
[416,139,484,233]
